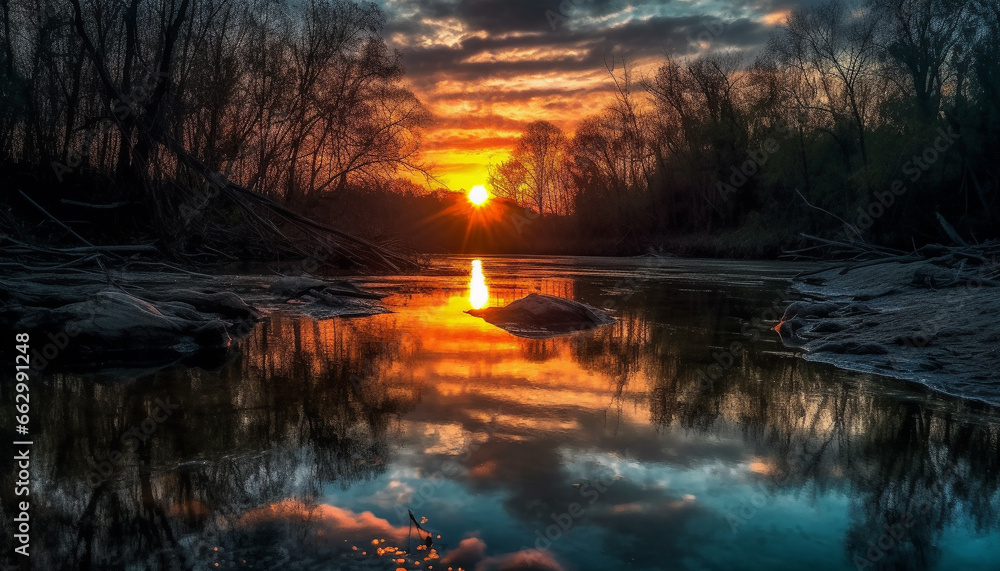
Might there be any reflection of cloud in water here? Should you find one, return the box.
[419,422,473,455]
[441,537,566,571]
[236,499,410,544]
[370,480,415,508]
[23,259,1000,570]
[235,500,449,568]
[440,537,487,569]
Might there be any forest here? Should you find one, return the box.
[489,0,1000,255]
[1,0,998,260]
[1,0,426,268]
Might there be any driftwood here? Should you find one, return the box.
[791,234,1000,283]
[18,189,95,248]
[786,206,1000,281]
[59,199,132,209]
[140,133,418,272]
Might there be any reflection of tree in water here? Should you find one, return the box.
[568,295,1000,570]
[18,315,420,570]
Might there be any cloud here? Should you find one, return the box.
[373,0,811,190]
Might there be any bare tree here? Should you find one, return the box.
[769,0,883,173]
[489,120,573,216]
[870,0,972,121]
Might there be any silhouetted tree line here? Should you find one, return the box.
[492,0,1000,254]
[0,0,427,251]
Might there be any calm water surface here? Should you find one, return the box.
[4,256,1000,570]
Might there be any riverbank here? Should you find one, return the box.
[1,270,390,375]
[776,243,1000,406]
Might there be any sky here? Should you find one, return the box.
[375,0,821,192]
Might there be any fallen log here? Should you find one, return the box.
[157,133,417,273]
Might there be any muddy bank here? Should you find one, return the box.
[777,250,1000,406]
[1,272,389,374]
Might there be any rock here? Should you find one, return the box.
[14,288,258,364]
[467,293,614,338]
[265,276,388,318]
[85,291,236,348]
[1,270,389,373]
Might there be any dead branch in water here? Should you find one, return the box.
[790,230,1000,282]
[161,135,417,271]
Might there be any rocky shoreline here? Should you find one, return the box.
[1,273,389,374]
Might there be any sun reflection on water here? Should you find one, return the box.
[469,259,489,309]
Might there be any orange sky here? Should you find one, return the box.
[377,0,802,192]
[412,68,620,192]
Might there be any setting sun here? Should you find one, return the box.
[468,185,489,206]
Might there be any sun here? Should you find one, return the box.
[468,185,489,206]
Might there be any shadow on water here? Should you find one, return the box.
[1,314,421,569]
[1,257,998,570]
[567,274,1000,570]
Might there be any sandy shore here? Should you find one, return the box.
[776,255,1000,406]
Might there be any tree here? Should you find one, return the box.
[870,0,972,121]
[769,0,883,177]
[489,121,573,216]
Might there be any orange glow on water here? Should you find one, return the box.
[468,259,489,309]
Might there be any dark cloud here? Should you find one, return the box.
[395,15,773,89]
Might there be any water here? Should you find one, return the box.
[3,256,1000,570]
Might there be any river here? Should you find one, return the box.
[4,256,1000,570]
